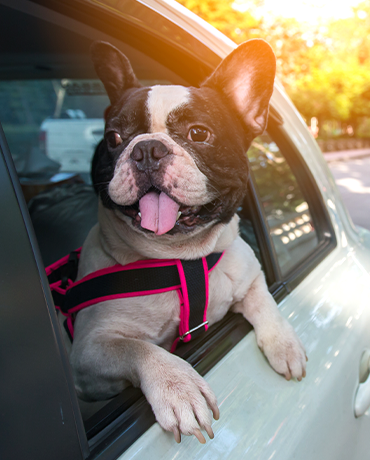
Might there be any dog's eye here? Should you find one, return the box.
[106,131,123,148]
[188,126,210,143]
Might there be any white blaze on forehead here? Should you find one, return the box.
[147,85,189,133]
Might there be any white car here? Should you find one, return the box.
[1,0,370,459]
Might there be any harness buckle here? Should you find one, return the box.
[179,321,208,341]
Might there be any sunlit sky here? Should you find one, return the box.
[232,0,365,25]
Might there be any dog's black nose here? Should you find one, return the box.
[131,140,170,171]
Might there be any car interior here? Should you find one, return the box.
[0,0,335,454]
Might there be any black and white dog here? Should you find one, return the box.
[69,40,306,444]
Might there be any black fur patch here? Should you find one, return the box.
[165,87,250,224]
[91,87,151,208]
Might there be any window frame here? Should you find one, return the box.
[0,0,336,458]
[28,0,220,86]
[0,123,89,460]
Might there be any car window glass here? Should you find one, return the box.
[247,133,318,276]
[0,78,172,183]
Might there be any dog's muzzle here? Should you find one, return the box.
[111,139,223,235]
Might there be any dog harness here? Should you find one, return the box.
[46,249,224,352]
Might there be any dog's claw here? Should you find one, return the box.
[173,427,181,443]
[205,425,214,440]
[210,404,220,420]
[194,429,206,444]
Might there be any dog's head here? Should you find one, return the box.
[91,40,275,238]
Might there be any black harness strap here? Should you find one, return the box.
[206,252,224,271]
[179,259,208,341]
[61,264,181,314]
[47,250,224,350]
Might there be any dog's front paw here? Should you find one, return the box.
[256,318,307,381]
[140,351,219,443]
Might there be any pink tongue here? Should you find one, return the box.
[139,191,180,235]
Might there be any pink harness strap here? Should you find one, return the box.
[46,249,224,351]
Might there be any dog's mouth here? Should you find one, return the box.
[116,187,222,235]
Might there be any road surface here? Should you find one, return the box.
[325,152,370,231]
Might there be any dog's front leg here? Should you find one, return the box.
[71,336,219,443]
[233,272,307,380]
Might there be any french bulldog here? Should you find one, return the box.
[69,40,307,444]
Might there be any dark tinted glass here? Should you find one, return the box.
[248,133,318,275]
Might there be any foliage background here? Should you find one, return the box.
[177,0,370,140]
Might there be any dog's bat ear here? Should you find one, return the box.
[90,41,141,104]
[202,39,276,137]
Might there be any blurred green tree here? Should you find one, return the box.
[177,0,370,138]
